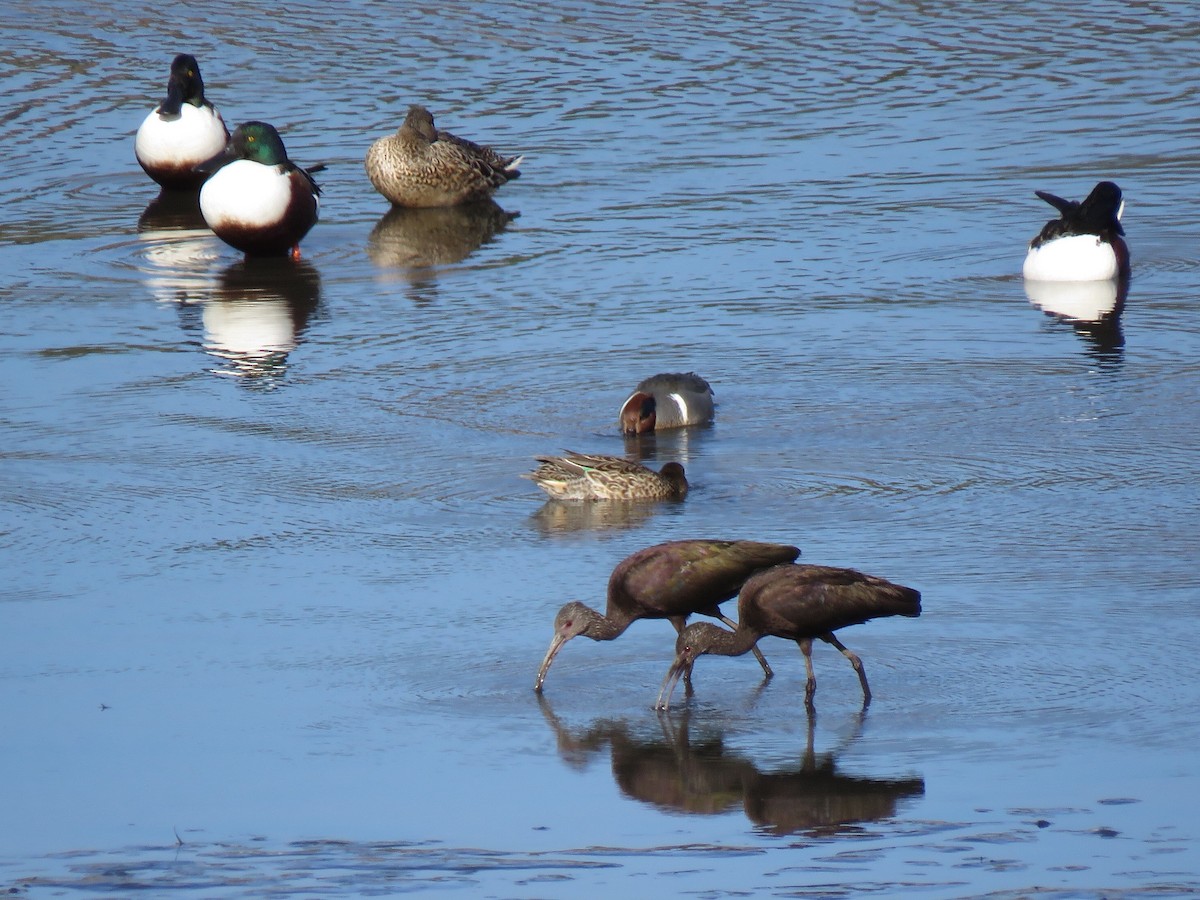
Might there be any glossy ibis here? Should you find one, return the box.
[656,563,920,711]
[535,539,801,692]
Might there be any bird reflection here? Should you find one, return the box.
[197,258,322,383]
[1025,277,1127,364]
[137,189,209,233]
[366,200,517,301]
[538,697,924,835]
[621,423,707,464]
[530,498,663,534]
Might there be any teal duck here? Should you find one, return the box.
[620,372,715,434]
[524,452,687,501]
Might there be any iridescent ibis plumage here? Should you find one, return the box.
[534,539,801,692]
[656,563,921,711]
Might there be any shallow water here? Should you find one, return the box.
[2,0,1199,896]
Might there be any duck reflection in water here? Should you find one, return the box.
[531,497,663,535]
[538,697,924,835]
[186,257,323,383]
[366,199,517,302]
[138,188,210,234]
[1024,276,1127,364]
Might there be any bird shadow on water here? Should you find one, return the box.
[537,695,925,836]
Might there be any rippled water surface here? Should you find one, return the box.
[2,1,1199,896]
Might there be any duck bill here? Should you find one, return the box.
[534,632,571,693]
[159,76,186,117]
[655,656,688,711]
[194,142,234,177]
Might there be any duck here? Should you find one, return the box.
[1022,181,1129,282]
[197,121,321,258]
[524,452,688,501]
[619,372,715,434]
[135,54,230,191]
[365,105,522,207]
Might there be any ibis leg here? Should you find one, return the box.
[718,612,772,679]
[798,637,816,710]
[822,632,871,705]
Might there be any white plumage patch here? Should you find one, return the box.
[200,160,295,229]
[666,392,689,422]
[1023,234,1120,282]
[1024,279,1120,323]
[135,104,227,168]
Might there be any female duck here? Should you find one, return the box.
[365,105,522,207]
[1023,181,1129,282]
[135,54,229,190]
[524,452,688,501]
[198,122,321,258]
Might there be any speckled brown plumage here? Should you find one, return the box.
[364,105,522,208]
[524,452,687,501]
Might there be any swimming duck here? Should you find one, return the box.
[524,452,688,501]
[365,105,522,207]
[135,54,229,190]
[1023,181,1129,282]
[619,372,715,434]
[198,121,321,258]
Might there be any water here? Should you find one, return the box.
[2,0,1199,895]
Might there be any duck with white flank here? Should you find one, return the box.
[1023,181,1129,282]
[198,122,321,258]
[135,54,229,190]
[619,372,715,434]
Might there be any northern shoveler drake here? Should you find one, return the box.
[198,121,321,258]
[365,105,523,207]
[135,54,229,190]
[619,372,715,434]
[524,452,688,501]
[1023,181,1129,282]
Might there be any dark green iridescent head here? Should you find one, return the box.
[160,53,207,116]
[225,121,291,166]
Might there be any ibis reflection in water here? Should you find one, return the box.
[539,696,925,835]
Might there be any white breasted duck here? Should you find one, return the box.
[135,54,229,190]
[1023,181,1129,282]
[198,122,321,258]
[365,105,523,207]
[619,372,715,434]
